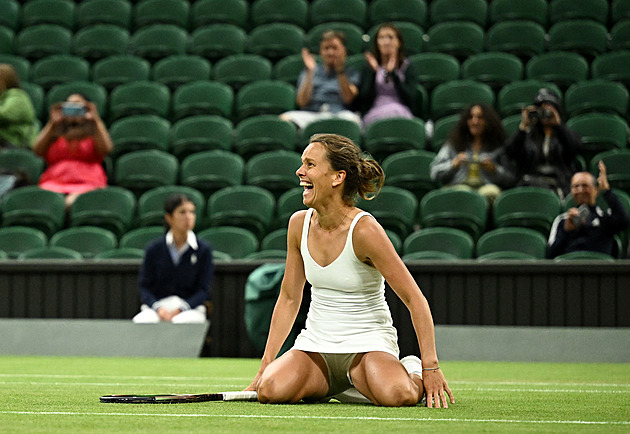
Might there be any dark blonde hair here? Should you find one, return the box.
[309,133,384,206]
[0,64,21,90]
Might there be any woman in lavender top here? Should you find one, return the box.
[357,23,420,128]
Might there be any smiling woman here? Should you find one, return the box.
[246,133,454,408]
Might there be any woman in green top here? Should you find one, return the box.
[0,64,37,149]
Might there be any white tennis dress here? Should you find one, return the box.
[292,208,399,357]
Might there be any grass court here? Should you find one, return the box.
[1,356,628,433]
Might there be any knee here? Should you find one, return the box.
[256,376,283,404]
[378,383,420,407]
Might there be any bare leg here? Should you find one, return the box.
[65,193,80,209]
[349,352,424,407]
[257,350,329,404]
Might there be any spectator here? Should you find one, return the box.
[547,161,630,258]
[357,23,419,128]
[33,93,113,209]
[0,64,37,149]
[430,103,514,204]
[133,193,214,324]
[280,30,361,129]
[503,88,582,200]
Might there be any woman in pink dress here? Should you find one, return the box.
[33,94,113,208]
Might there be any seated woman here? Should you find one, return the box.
[430,103,514,204]
[133,193,214,324]
[0,63,37,149]
[32,93,113,208]
[357,23,419,128]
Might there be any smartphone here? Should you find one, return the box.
[61,102,87,117]
[571,204,590,227]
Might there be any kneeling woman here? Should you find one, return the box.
[246,134,454,408]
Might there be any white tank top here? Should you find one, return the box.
[292,208,399,357]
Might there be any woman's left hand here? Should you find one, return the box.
[423,369,454,408]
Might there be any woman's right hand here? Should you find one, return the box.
[49,103,64,125]
[452,152,468,169]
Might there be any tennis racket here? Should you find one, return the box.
[100,391,258,404]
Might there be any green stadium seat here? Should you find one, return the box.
[108,81,171,122]
[72,24,130,64]
[548,0,609,25]
[564,80,629,118]
[179,150,245,199]
[357,186,418,239]
[75,0,132,30]
[430,80,495,120]
[21,81,44,121]
[133,0,190,30]
[94,247,145,260]
[31,55,90,91]
[234,79,296,121]
[109,115,171,159]
[424,21,484,60]
[212,54,272,91]
[430,113,459,151]
[171,80,234,121]
[69,186,137,238]
[250,0,308,29]
[0,27,14,55]
[547,20,608,61]
[407,52,459,92]
[246,23,304,63]
[591,50,630,89]
[50,226,118,259]
[0,148,45,184]
[610,20,630,51]
[381,150,437,201]
[17,246,83,260]
[1,0,19,32]
[301,118,363,150]
[206,185,276,240]
[244,150,302,198]
[612,0,630,24]
[15,24,72,61]
[461,52,523,91]
[485,20,546,60]
[403,227,474,260]
[475,227,547,260]
[589,150,630,195]
[168,115,233,160]
[20,0,75,30]
[526,51,589,91]
[310,0,367,29]
[137,185,205,228]
[493,186,563,236]
[0,226,48,259]
[0,54,30,82]
[114,150,179,197]
[0,186,65,238]
[367,0,428,28]
[429,0,487,27]
[119,226,165,250]
[151,55,211,91]
[91,55,151,91]
[273,53,308,85]
[420,188,488,241]
[234,115,298,159]
[553,251,615,262]
[261,228,288,251]
[190,0,249,29]
[488,0,547,26]
[129,24,188,63]
[364,117,426,161]
[566,113,628,160]
[197,226,259,259]
[274,187,307,229]
[187,24,247,63]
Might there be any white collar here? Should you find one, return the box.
[165,230,198,251]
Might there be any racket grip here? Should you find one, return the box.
[222,391,258,401]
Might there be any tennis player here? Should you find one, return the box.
[246,134,454,407]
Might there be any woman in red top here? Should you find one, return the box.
[33,94,113,208]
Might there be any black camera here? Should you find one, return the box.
[528,107,554,123]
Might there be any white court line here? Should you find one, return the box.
[2,381,630,394]
[0,410,628,426]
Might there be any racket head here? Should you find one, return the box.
[100,393,222,404]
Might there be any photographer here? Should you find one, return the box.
[504,88,582,199]
[33,93,112,208]
[547,161,629,258]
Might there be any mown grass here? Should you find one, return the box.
[0,356,628,433]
